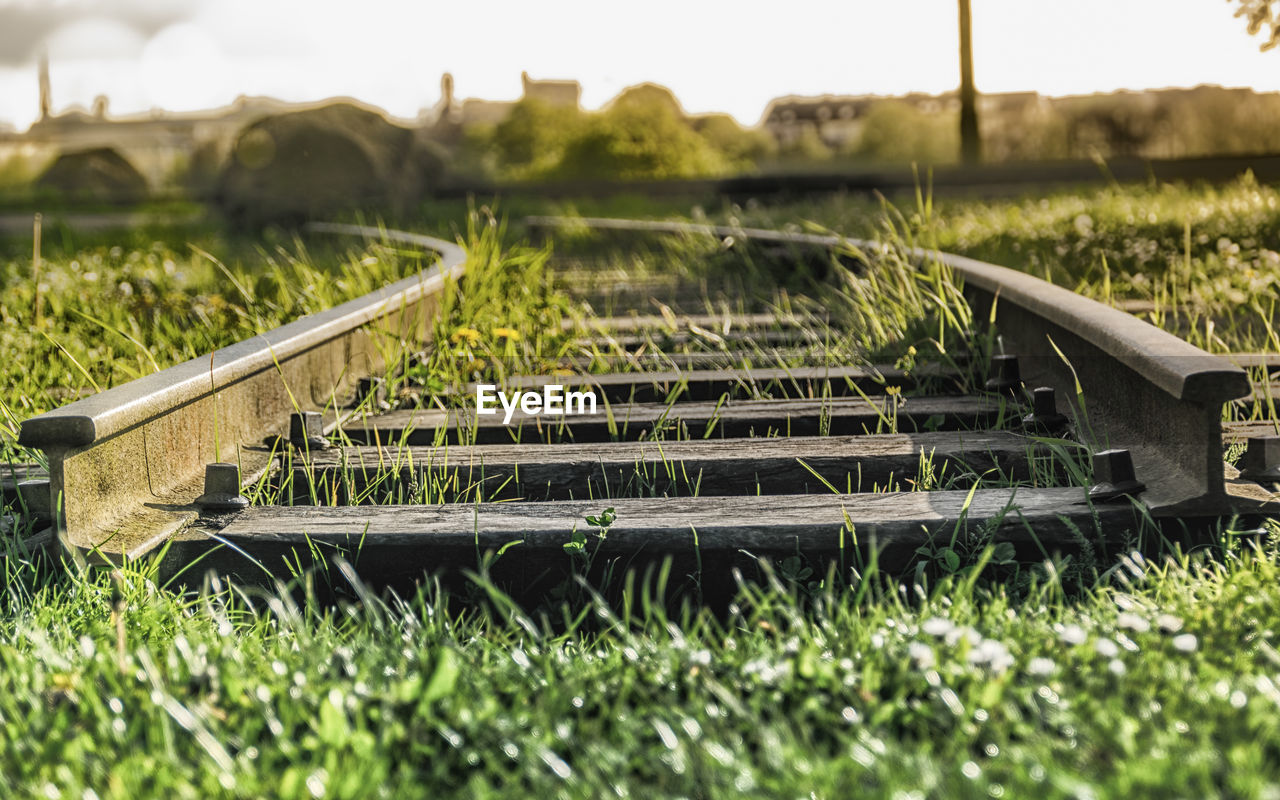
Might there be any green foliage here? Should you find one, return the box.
[691,113,778,169]
[489,99,585,179]
[776,125,833,163]
[412,207,574,391]
[2,190,1278,797]
[850,101,959,165]
[728,174,1280,354]
[0,152,45,191]
[551,101,732,181]
[479,91,747,181]
[606,83,685,116]
[0,190,1274,793]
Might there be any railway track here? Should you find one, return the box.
[10,218,1280,598]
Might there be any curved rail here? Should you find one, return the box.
[18,224,465,561]
[525,215,1255,514]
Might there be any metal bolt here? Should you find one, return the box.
[1238,435,1280,483]
[194,463,249,513]
[1021,386,1070,435]
[984,354,1022,396]
[16,478,52,523]
[289,411,331,450]
[1088,448,1146,502]
[352,377,389,411]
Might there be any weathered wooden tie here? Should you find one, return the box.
[564,312,812,334]
[468,364,962,403]
[341,395,1011,445]
[169,488,1136,588]
[287,431,1045,503]
[574,328,819,352]
[557,349,825,371]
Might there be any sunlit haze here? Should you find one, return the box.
[0,0,1276,130]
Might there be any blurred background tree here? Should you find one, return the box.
[690,114,778,170]
[849,102,959,164]
[471,84,740,181]
[1233,0,1280,49]
[551,95,731,180]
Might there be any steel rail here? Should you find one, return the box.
[18,223,465,562]
[525,215,1263,515]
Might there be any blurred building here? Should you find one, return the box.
[0,56,311,191]
[428,71,582,128]
[760,91,1053,154]
[759,95,877,151]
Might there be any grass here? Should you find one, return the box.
[720,172,1280,354]
[2,535,1279,797]
[0,183,1277,797]
[0,220,444,464]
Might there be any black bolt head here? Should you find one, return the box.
[194,462,249,513]
[985,354,1022,395]
[289,411,331,450]
[16,478,52,520]
[1239,435,1280,483]
[1088,448,1146,502]
[1021,386,1070,435]
[1032,387,1056,416]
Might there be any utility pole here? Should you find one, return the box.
[38,50,51,121]
[958,0,981,164]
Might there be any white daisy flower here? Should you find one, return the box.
[1027,657,1056,676]
[908,641,935,669]
[1060,624,1087,645]
[922,618,955,637]
[1172,634,1198,653]
[1116,612,1150,633]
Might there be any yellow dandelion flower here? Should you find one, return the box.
[492,327,521,341]
[50,672,78,691]
[464,358,488,374]
[551,367,576,377]
[451,327,481,346]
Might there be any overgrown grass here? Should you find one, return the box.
[1,531,1279,797]
[0,222,444,463]
[1,187,1277,797]
[722,172,1280,355]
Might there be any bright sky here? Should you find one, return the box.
[0,0,1277,131]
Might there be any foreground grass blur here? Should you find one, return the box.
[2,536,1279,797]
